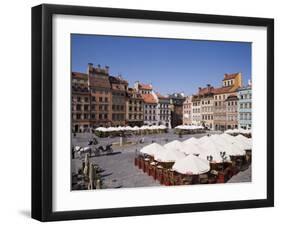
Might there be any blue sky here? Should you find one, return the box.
[71,34,251,95]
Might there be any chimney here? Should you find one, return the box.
[207,84,211,92]
[105,65,109,73]
[224,73,228,79]
[134,81,140,91]
[198,87,202,92]
[87,63,93,76]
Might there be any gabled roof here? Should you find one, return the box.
[198,87,214,95]
[72,72,88,80]
[213,86,233,94]
[139,83,153,90]
[156,93,169,99]
[109,76,128,85]
[223,73,240,81]
[141,93,157,104]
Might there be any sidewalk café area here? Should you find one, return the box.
[134,133,252,186]
[224,128,252,138]
[174,125,206,135]
[94,125,168,138]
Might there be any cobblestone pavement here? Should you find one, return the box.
[71,129,218,189]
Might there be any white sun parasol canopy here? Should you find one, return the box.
[220,133,251,151]
[180,142,205,155]
[198,136,210,144]
[139,143,166,157]
[209,135,246,156]
[172,154,210,175]
[163,140,184,151]
[154,149,185,163]
[235,135,252,149]
[183,137,200,145]
[198,139,231,163]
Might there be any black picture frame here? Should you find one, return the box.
[32,4,274,222]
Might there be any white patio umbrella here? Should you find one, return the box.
[139,143,166,157]
[224,129,233,134]
[124,126,133,131]
[154,148,185,163]
[234,135,252,150]
[140,125,149,130]
[209,135,246,156]
[175,125,185,129]
[236,134,251,144]
[198,136,210,144]
[180,142,206,155]
[158,125,166,129]
[239,128,251,134]
[132,126,140,131]
[107,127,116,132]
[172,154,210,175]
[95,127,107,132]
[198,139,231,163]
[220,133,235,141]
[220,133,251,151]
[183,137,200,145]
[163,140,184,151]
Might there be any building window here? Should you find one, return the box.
[76,104,81,111]
[99,114,102,119]
[99,97,102,102]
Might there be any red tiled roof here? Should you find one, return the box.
[213,86,233,94]
[109,76,128,85]
[198,87,214,95]
[72,72,88,80]
[139,83,152,90]
[226,95,238,101]
[223,73,240,81]
[156,93,168,99]
[141,93,157,104]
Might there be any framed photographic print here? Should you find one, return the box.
[32,4,274,221]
